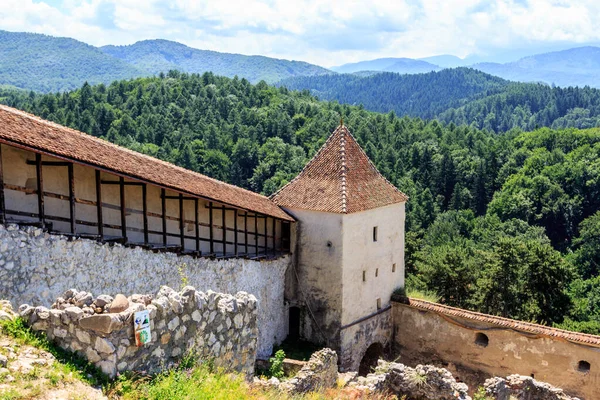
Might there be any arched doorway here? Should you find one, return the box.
[359,342,384,376]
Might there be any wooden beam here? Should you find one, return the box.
[234,208,238,257]
[272,218,276,253]
[209,202,214,254]
[194,198,200,253]
[222,205,226,255]
[35,153,45,226]
[162,194,196,200]
[95,170,103,239]
[254,213,258,256]
[26,160,71,167]
[119,176,126,240]
[101,180,144,186]
[142,183,148,244]
[264,214,267,255]
[68,163,75,234]
[244,212,248,255]
[0,144,5,224]
[161,188,167,246]
[179,193,185,249]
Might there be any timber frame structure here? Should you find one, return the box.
[0,105,293,259]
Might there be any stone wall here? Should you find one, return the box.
[392,301,600,400]
[339,307,392,372]
[19,285,257,378]
[0,224,290,357]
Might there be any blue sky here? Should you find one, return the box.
[3,0,600,67]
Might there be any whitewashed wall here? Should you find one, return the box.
[0,224,290,357]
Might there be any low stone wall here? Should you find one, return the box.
[19,285,258,378]
[0,224,290,357]
[392,300,600,400]
[484,375,579,400]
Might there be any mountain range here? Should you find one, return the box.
[0,30,330,92]
[3,29,600,93]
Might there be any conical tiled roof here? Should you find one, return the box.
[271,125,407,213]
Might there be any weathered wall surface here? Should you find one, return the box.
[339,307,392,372]
[20,286,257,378]
[283,208,343,350]
[342,202,405,325]
[0,224,290,357]
[392,301,600,400]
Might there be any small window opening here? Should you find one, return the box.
[373,226,378,242]
[578,360,591,373]
[375,268,379,277]
[376,298,382,310]
[530,373,535,379]
[475,332,489,347]
[392,263,396,273]
[362,271,366,282]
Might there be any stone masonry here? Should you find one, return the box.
[19,285,258,378]
[0,224,290,357]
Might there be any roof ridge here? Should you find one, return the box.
[0,105,273,202]
[339,126,347,213]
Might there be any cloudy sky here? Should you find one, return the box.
[1,0,599,67]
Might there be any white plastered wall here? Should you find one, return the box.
[341,202,405,325]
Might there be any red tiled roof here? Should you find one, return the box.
[271,125,407,213]
[0,105,293,221]
[404,297,600,348]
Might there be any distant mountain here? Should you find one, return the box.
[473,47,600,87]
[331,57,440,74]
[419,55,466,68]
[0,30,142,92]
[101,39,331,83]
[279,68,509,119]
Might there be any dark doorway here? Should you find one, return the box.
[289,306,300,339]
[359,342,384,376]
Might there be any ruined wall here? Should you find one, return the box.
[0,224,290,357]
[339,307,392,372]
[392,301,600,400]
[20,286,257,378]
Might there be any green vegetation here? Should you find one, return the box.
[268,350,286,379]
[3,72,600,333]
[0,30,141,93]
[280,68,600,132]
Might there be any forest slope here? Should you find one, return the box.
[1,73,600,335]
[280,68,600,132]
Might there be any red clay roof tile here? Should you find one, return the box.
[0,105,293,221]
[271,125,407,213]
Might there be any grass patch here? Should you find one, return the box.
[405,288,440,303]
[0,317,108,388]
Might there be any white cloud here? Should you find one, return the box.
[1,0,600,67]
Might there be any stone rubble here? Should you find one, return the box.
[348,360,471,400]
[19,285,259,379]
[484,374,581,400]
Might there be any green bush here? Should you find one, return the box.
[269,349,286,379]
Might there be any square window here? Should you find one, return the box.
[373,226,378,242]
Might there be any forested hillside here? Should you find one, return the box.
[2,72,600,334]
[280,68,600,132]
[0,30,141,92]
[101,40,331,84]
